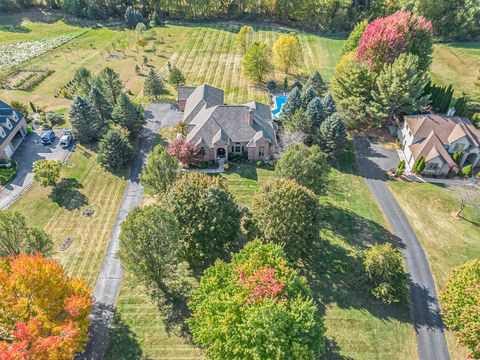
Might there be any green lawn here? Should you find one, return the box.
[431,42,480,104]
[9,147,126,286]
[388,180,480,359]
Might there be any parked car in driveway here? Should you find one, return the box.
[60,129,73,148]
[41,130,55,145]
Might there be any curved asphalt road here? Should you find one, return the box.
[354,136,450,360]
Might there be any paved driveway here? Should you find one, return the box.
[354,136,450,360]
[0,129,70,210]
[79,103,182,359]
[144,102,184,132]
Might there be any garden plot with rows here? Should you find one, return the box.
[0,31,85,71]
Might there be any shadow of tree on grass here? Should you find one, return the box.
[104,312,143,360]
[49,178,88,210]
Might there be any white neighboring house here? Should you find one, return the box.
[398,114,480,176]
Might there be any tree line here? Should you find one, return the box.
[2,0,479,40]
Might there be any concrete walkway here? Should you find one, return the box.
[354,137,450,360]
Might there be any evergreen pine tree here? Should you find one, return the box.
[111,93,146,138]
[144,68,165,100]
[454,95,468,117]
[305,71,327,96]
[74,67,92,97]
[89,85,112,124]
[168,66,186,89]
[301,85,316,110]
[306,97,325,129]
[150,10,161,27]
[316,113,347,156]
[368,54,429,126]
[280,86,302,119]
[70,96,103,143]
[322,91,337,117]
[97,67,123,105]
[97,129,134,172]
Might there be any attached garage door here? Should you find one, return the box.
[4,143,14,158]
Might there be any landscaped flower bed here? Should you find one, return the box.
[0,160,17,186]
[1,69,54,90]
[0,31,85,71]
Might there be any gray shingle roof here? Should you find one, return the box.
[0,100,24,146]
[178,86,196,100]
[184,85,276,149]
[183,85,224,123]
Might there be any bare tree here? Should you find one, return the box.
[453,180,479,219]
[274,128,307,159]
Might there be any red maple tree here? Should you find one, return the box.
[0,254,92,359]
[356,11,432,72]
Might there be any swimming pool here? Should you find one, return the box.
[271,95,287,118]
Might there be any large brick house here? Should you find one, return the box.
[398,114,480,175]
[179,85,277,162]
[0,100,27,160]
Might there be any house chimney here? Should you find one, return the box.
[248,107,254,126]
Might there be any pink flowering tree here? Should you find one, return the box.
[356,11,433,73]
[168,135,200,165]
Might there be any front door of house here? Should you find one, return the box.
[217,147,226,158]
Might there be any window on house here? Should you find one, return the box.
[231,146,234,152]
[199,147,206,156]
[242,146,245,152]
[426,162,440,170]
[259,146,265,157]
[235,146,241,153]
[453,143,465,152]
[6,120,12,129]
[0,128,5,138]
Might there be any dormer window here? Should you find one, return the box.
[6,119,12,129]
[0,127,5,138]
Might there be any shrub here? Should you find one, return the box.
[188,240,325,359]
[413,155,425,173]
[453,150,464,164]
[0,160,17,185]
[256,160,264,167]
[397,160,406,170]
[441,260,480,358]
[462,165,472,177]
[363,243,407,304]
[198,161,206,169]
[223,163,230,171]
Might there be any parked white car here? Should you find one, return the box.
[59,129,73,148]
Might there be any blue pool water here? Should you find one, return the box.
[271,95,288,118]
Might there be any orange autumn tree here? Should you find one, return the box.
[0,253,92,359]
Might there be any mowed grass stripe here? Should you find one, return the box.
[177,28,208,84]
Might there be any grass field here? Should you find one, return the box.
[431,42,480,104]
[0,13,344,108]
[9,147,126,286]
[388,180,480,359]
